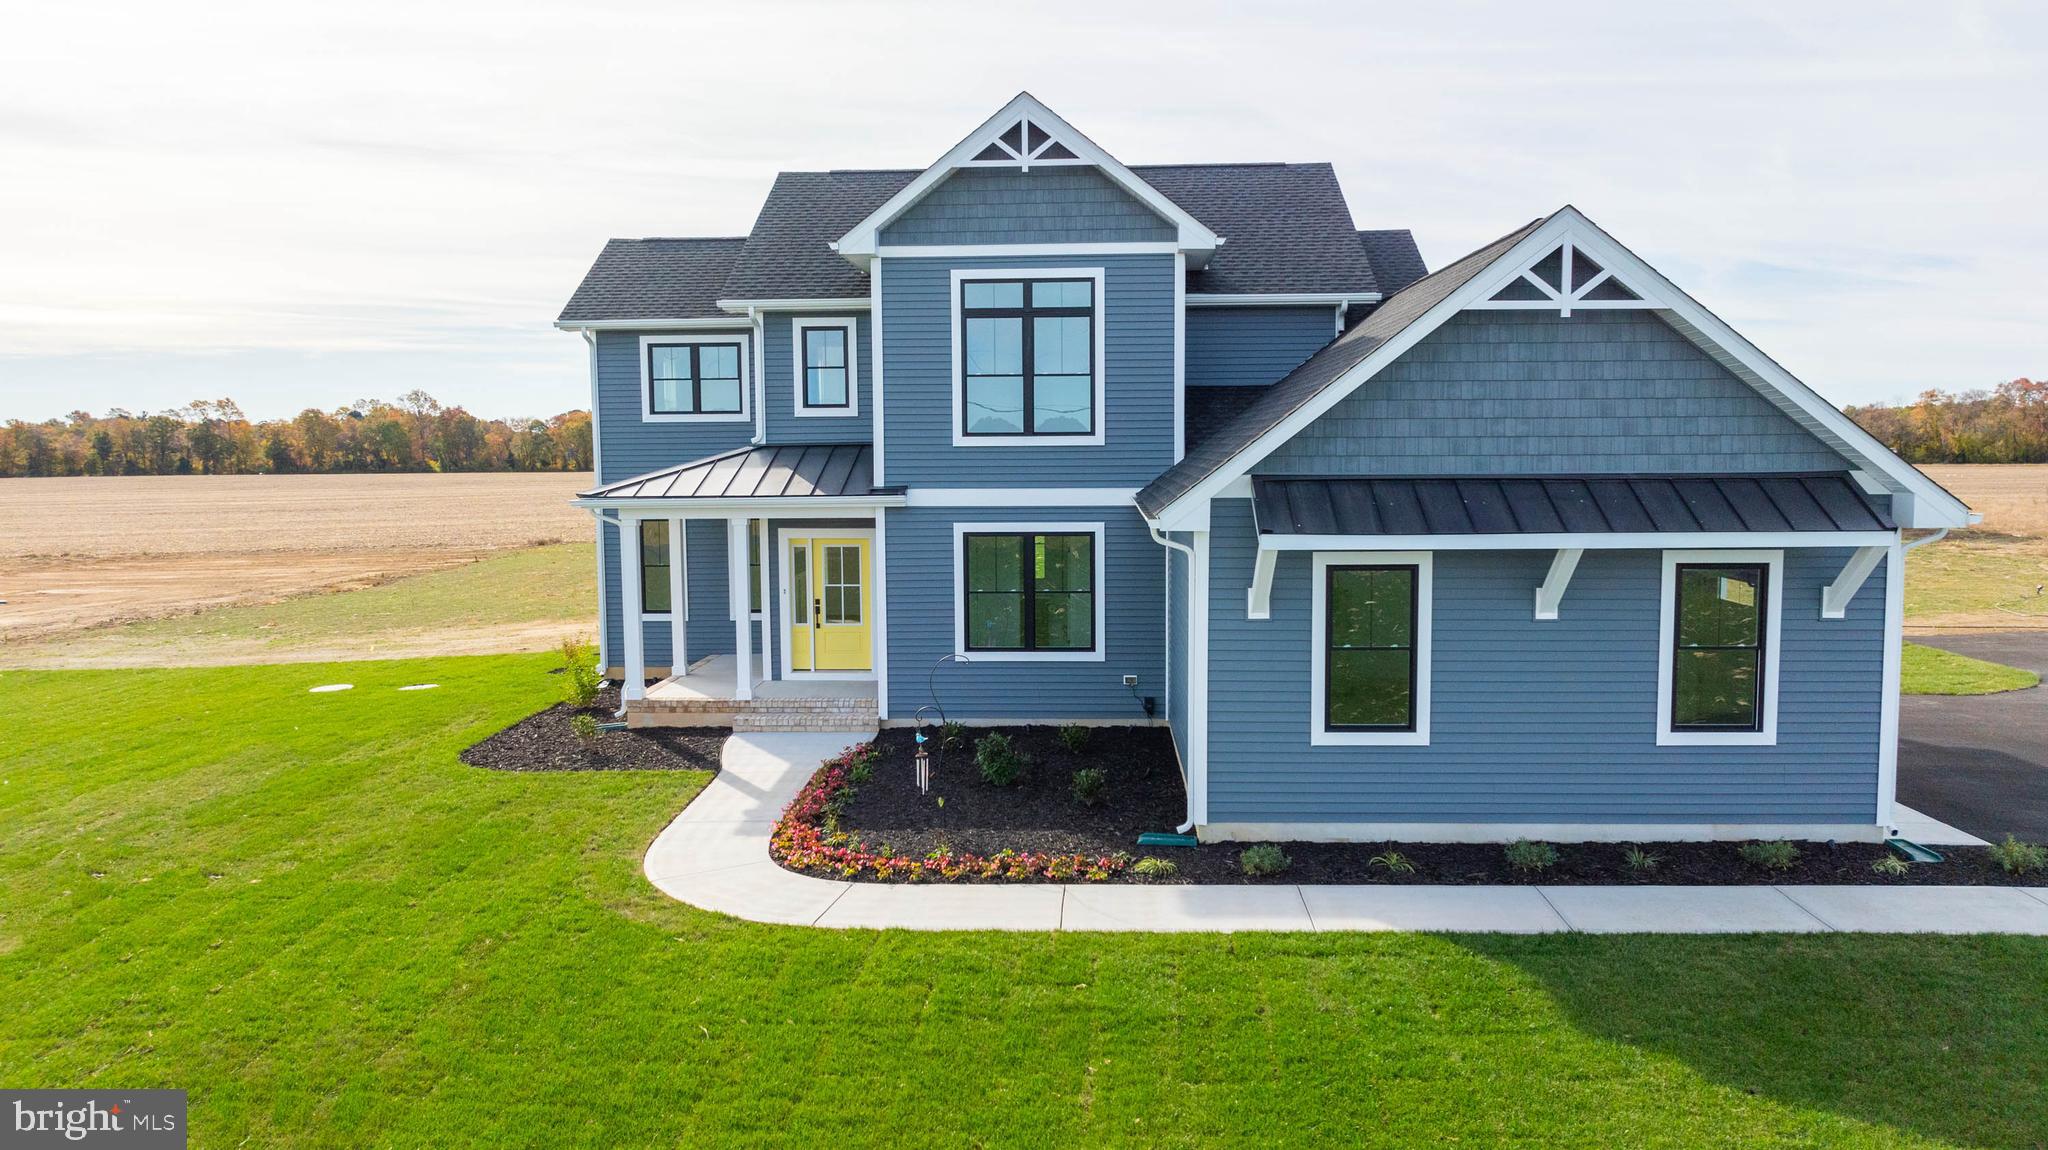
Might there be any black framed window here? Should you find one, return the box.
[647,342,743,415]
[801,326,851,409]
[1324,565,1417,731]
[640,520,671,614]
[1671,564,1767,731]
[962,532,1094,651]
[960,278,1094,436]
[748,521,763,614]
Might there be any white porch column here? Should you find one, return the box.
[755,519,775,682]
[619,514,646,702]
[668,516,687,670]
[728,515,754,701]
[872,506,889,720]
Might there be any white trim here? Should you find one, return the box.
[1188,530,1210,827]
[750,308,765,444]
[949,267,1107,447]
[905,487,1137,507]
[670,517,687,665]
[1821,545,1887,619]
[878,242,1179,259]
[1656,549,1782,747]
[637,334,751,424]
[754,519,772,680]
[1533,547,1583,621]
[1246,546,1277,620]
[833,93,1221,264]
[1256,530,1894,553]
[1197,821,1891,845]
[1173,250,1186,462]
[1876,541,1903,832]
[584,330,607,671]
[728,516,753,701]
[556,318,752,332]
[1144,206,1973,530]
[870,259,886,486]
[1311,551,1433,747]
[790,316,862,418]
[951,520,1107,663]
[620,518,646,702]
[716,296,868,313]
[778,527,878,678]
[573,495,905,514]
[873,508,890,720]
[1184,292,1383,307]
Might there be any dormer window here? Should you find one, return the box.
[952,270,1105,445]
[640,335,748,423]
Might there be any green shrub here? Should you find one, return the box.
[1738,840,1801,871]
[847,742,881,785]
[1622,846,1662,874]
[569,713,600,742]
[1131,856,1179,880]
[974,732,1027,786]
[559,639,602,708]
[1871,853,1911,877]
[1990,834,2048,875]
[1070,766,1108,806]
[939,720,967,751]
[1239,843,1291,876]
[1504,839,1559,872]
[1368,850,1415,875]
[1057,723,1092,753]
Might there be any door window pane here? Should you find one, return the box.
[1325,566,1415,730]
[1672,564,1766,730]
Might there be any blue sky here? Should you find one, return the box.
[1,0,2040,422]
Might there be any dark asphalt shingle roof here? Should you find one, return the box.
[556,237,746,323]
[1357,229,1428,295]
[1185,386,1271,452]
[1136,215,1552,518]
[1251,473,1895,537]
[580,443,879,500]
[1133,163,1378,296]
[720,169,917,302]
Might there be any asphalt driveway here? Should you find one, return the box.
[1898,632,2048,841]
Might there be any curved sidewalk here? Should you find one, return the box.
[642,732,2048,934]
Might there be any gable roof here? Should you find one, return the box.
[1137,163,1377,295]
[1356,229,1428,295]
[1136,217,1546,517]
[556,237,747,324]
[1137,206,1974,529]
[720,169,915,303]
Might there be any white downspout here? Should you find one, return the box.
[1903,527,1948,552]
[1148,525,1201,834]
[749,306,766,445]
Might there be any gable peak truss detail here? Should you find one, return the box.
[968,111,1082,168]
[1468,238,1656,316]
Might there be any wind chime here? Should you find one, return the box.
[913,728,932,795]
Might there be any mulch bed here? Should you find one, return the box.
[461,684,727,773]
[816,725,2045,886]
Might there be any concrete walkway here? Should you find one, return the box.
[643,732,2048,934]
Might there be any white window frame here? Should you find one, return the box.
[952,520,1107,662]
[791,317,860,418]
[639,334,750,424]
[1310,551,1432,747]
[1657,549,1782,747]
[949,267,1107,447]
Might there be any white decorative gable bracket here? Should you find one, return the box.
[1468,237,1663,316]
[832,92,1222,267]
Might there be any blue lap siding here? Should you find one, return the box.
[761,313,873,444]
[1203,498,1886,826]
[882,506,1165,722]
[1185,305,1334,387]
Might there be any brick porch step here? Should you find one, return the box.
[628,694,878,732]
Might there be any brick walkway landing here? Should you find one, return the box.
[628,654,878,732]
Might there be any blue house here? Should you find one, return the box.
[558,93,1974,845]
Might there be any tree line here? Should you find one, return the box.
[1845,378,2047,464]
[0,391,592,477]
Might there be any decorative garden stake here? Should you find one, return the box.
[914,734,931,795]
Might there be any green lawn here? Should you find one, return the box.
[4,657,2047,1148]
[1902,642,2042,695]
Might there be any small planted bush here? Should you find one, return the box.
[1070,766,1108,807]
[939,721,967,751]
[559,639,602,708]
[1871,853,1912,877]
[1057,724,1092,753]
[1368,850,1415,875]
[847,742,881,785]
[1504,839,1559,873]
[1738,840,1801,872]
[1990,834,2048,875]
[1131,856,1179,880]
[569,712,600,742]
[1622,846,1662,875]
[1240,843,1291,877]
[975,732,1027,786]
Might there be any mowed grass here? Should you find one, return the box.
[5,657,2048,1148]
[1907,539,2048,628]
[1902,642,2041,695]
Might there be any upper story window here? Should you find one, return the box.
[951,270,1105,446]
[1657,549,1781,746]
[640,335,748,423]
[792,318,858,417]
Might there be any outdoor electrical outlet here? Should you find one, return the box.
[1122,674,1139,686]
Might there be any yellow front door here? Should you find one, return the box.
[787,537,871,672]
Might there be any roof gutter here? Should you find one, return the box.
[1184,292,1382,307]
[716,297,870,313]
[554,318,752,332]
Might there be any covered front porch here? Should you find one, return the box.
[575,444,905,726]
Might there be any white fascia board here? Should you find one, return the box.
[555,318,753,332]
[1257,530,1897,552]
[716,297,870,313]
[878,242,1177,259]
[1185,292,1383,307]
[832,92,1221,263]
[572,496,907,515]
[906,487,1137,507]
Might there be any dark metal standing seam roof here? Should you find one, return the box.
[579,444,882,501]
[1250,474,1896,537]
